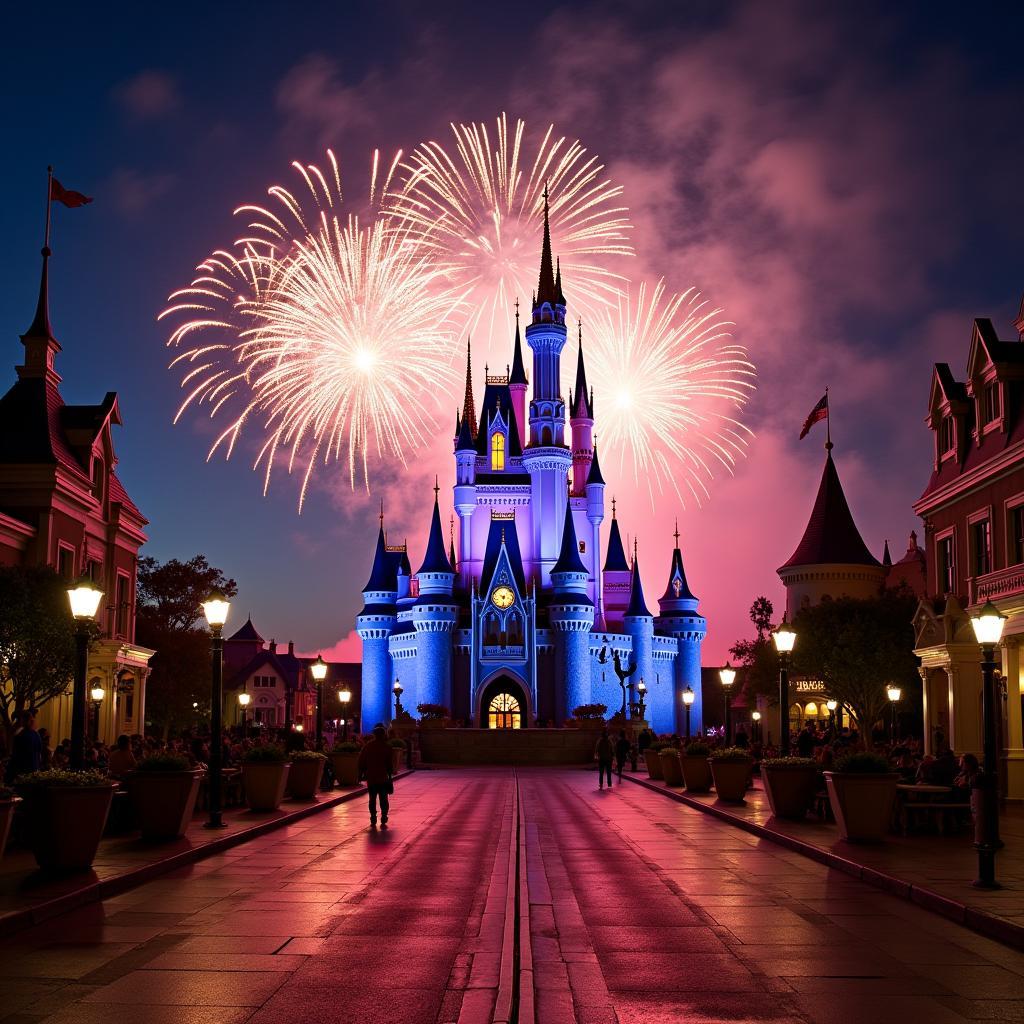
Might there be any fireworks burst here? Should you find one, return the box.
[569,281,756,507]
[160,150,461,510]
[385,113,634,353]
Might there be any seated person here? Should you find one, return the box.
[107,734,137,778]
[952,753,979,801]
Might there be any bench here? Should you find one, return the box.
[900,801,970,836]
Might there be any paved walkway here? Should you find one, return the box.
[0,768,1021,1024]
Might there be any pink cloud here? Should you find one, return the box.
[297,630,362,663]
[113,70,181,119]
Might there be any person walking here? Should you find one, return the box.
[595,728,614,790]
[357,725,394,828]
[614,729,630,782]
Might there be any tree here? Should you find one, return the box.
[729,596,778,705]
[791,587,920,734]
[135,556,237,737]
[0,565,93,744]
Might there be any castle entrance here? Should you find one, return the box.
[477,675,529,729]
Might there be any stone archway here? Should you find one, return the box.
[477,674,531,729]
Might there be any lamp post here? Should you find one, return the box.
[752,710,762,743]
[67,578,103,771]
[886,685,902,744]
[719,662,736,744]
[969,599,1006,889]
[311,655,328,751]
[826,698,838,736]
[338,686,352,740]
[637,678,647,720]
[393,679,404,720]
[201,588,231,830]
[682,686,695,743]
[238,691,250,738]
[90,686,105,744]
[773,615,797,756]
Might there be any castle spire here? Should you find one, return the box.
[626,545,652,617]
[462,337,477,441]
[586,438,605,486]
[509,300,528,385]
[555,256,565,306]
[417,486,453,575]
[534,184,558,308]
[572,319,593,417]
[552,498,587,575]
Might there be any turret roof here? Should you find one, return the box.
[480,516,527,595]
[461,338,477,441]
[417,493,454,575]
[509,308,528,385]
[552,500,587,575]
[363,525,397,592]
[227,615,264,644]
[534,188,559,309]
[587,440,605,486]
[473,381,524,458]
[625,551,652,617]
[604,515,630,572]
[456,408,475,451]
[571,327,593,418]
[661,546,697,603]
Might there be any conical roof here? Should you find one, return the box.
[552,500,587,575]
[571,331,593,418]
[882,540,892,566]
[509,310,528,385]
[417,495,454,575]
[625,552,652,617]
[535,190,558,308]
[661,547,697,603]
[587,440,605,486]
[228,615,263,643]
[780,453,880,570]
[23,247,56,343]
[604,515,629,572]
[363,525,397,592]
[456,408,475,451]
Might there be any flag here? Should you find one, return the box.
[799,393,828,439]
[50,178,93,208]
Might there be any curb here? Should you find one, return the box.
[0,770,413,937]
[622,773,1024,953]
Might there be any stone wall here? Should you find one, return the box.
[419,727,603,765]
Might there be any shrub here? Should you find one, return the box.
[649,740,672,753]
[683,742,710,757]
[416,703,449,720]
[573,703,608,719]
[388,738,407,749]
[332,741,361,753]
[761,757,815,768]
[135,753,192,773]
[242,744,288,764]
[709,746,753,762]
[834,752,891,774]
[290,750,326,762]
[15,769,110,788]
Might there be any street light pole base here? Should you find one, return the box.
[972,878,1002,890]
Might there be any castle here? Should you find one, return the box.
[357,200,706,735]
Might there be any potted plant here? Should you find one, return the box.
[659,745,684,786]
[388,737,406,774]
[287,750,326,800]
[0,785,17,857]
[761,757,818,820]
[679,742,713,792]
[416,703,449,728]
[573,704,608,732]
[645,740,669,780]
[825,752,899,842]
[128,753,202,840]
[241,745,291,811]
[330,741,361,787]
[14,769,117,870]
[709,747,754,802]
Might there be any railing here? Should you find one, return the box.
[482,645,525,659]
[970,563,1024,604]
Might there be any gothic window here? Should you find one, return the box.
[491,431,505,471]
[506,612,523,645]
[488,692,521,729]
[541,426,552,446]
[939,416,954,455]
[578,541,586,553]
[484,611,500,645]
[672,578,682,597]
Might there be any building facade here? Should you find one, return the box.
[913,305,1024,798]
[0,245,153,743]
[358,210,706,735]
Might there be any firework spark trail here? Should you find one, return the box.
[569,280,757,507]
[385,112,634,353]
[160,150,461,510]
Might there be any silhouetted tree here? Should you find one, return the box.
[729,596,778,704]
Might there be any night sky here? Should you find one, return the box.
[4,1,1024,662]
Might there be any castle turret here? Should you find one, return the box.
[570,323,594,495]
[623,545,655,725]
[357,521,398,727]
[509,305,528,449]
[549,499,594,723]
[656,522,707,735]
[412,486,458,713]
[585,440,606,618]
[454,343,479,589]
[602,500,631,630]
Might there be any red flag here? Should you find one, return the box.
[50,178,93,208]
[799,393,828,439]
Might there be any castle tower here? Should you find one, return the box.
[454,353,479,589]
[521,190,572,587]
[412,486,458,711]
[585,441,606,617]
[357,522,398,727]
[549,498,595,723]
[509,305,528,449]
[656,522,707,735]
[602,500,631,630]
[623,545,655,724]
[569,323,594,495]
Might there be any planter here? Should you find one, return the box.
[679,755,712,792]
[762,763,818,820]
[242,762,291,811]
[419,719,447,730]
[0,798,17,857]
[644,749,665,780]
[331,752,360,787]
[391,749,405,774]
[709,758,753,802]
[659,749,683,786]
[287,759,325,800]
[128,770,202,840]
[20,785,116,870]
[824,772,899,842]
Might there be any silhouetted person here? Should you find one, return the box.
[796,725,814,758]
[614,730,630,781]
[358,725,393,827]
[595,729,614,790]
[5,708,41,784]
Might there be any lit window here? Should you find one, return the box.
[491,431,505,471]
[488,692,521,729]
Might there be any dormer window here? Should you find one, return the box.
[491,431,505,471]
[940,416,955,455]
[983,381,1000,425]
[91,456,104,499]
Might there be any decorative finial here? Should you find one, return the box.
[578,317,583,344]
[433,475,440,501]
[633,538,638,563]
[379,498,384,528]
[611,496,617,519]
[514,298,520,321]
[673,518,680,548]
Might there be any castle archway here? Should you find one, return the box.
[477,674,531,729]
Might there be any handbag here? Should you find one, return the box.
[386,776,395,795]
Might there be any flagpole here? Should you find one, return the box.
[43,166,54,252]
[825,386,832,451]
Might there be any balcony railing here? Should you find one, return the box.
[969,563,1024,605]
[482,644,525,659]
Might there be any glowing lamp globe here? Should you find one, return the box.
[201,589,231,629]
[393,680,403,697]
[68,578,103,620]
[719,662,736,688]
[637,679,648,696]
[238,692,251,707]
[971,600,1007,646]
[826,699,838,712]
[311,655,328,682]
[682,687,695,707]
[90,686,105,702]
[295,723,304,733]
[773,617,796,654]
[338,688,352,705]
[752,711,761,722]
[887,685,902,703]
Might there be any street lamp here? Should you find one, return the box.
[67,577,103,771]
[773,615,797,756]
[752,709,762,742]
[311,655,328,751]
[826,698,838,735]
[637,678,648,719]
[238,691,251,738]
[886,685,902,744]
[90,685,105,744]
[682,686,695,743]
[338,686,352,740]
[201,588,231,830]
[719,662,736,744]
[393,679,404,719]
[970,598,1007,889]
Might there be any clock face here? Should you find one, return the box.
[491,586,515,609]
